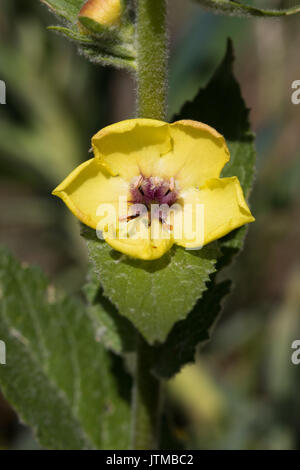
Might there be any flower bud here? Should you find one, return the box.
[79,0,121,27]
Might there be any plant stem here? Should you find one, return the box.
[131,335,163,450]
[136,0,168,120]
[131,0,168,450]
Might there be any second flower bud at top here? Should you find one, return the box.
[79,0,121,27]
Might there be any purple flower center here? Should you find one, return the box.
[130,176,179,208]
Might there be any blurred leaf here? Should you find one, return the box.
[82,226,218,345]
[168,10,249,119]
[266,269,300,398]
[194,0,300,17]
[0,28,83,183]
[174,39,256,264]
[0,247,130,450]
[168,362,226,423]
[153,280,231,378]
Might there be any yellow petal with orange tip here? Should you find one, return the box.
[52,158,128,231]
[154,120,230,190]
[175,176,255,249]
[79,0,121,26]
[92,118,171,181]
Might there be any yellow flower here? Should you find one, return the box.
[79,0,121,27]
[53,119,254,260]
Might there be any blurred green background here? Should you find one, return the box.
[1,0,300,450]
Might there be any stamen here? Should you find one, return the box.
[132,175,143,188]
[119,214,140,222]
[159,216,173,232]
[129,175,179,226]
[164,223,173,231]
[170,177,175,191]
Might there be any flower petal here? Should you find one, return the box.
[176,176,255,249]
[104,216,174,260]
[92,118,171,181]
[52,158,128,230]
[154,120,230,189]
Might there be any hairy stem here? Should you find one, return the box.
[135,0,168,120]
[131,335,162,450]
[131,0,168,450]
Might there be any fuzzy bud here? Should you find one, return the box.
[79,0,121,27]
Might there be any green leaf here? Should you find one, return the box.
[48,25,95,44]
[79,43,136,69]
[84,268,136,354]
[82,226,218,345]
[174,39,256,262]
[40,0,84,23]
[153,280,231,379]
[49,26,136,69]
[194,0,300,17]
[0,247,130,450]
